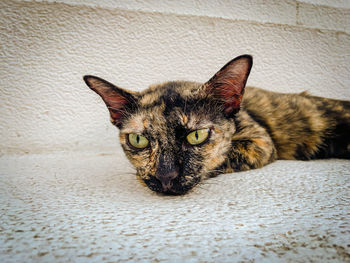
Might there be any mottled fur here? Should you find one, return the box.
[84,55,350,195]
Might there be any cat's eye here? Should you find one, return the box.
[186,128,210,145]
[128,134,149,149]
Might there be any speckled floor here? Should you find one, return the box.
[0,153,349,262]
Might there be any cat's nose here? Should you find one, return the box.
[160,179,173,191]
[155,170,178,191]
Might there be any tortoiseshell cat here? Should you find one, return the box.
[84,55,350,195]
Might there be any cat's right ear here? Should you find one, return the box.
[83,75,137,128]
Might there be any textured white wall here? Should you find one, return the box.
[21,0,350,33]
[1,0,349,154]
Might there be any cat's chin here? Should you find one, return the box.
[142,175,200,195]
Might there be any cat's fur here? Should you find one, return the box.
[84,55,350,195]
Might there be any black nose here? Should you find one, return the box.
[155,152,179,191]
[155,170,178,191]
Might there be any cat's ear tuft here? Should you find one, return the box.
[203,55,253,117]
[83,75,137,128]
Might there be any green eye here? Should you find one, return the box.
[128,134,149,149]
[186,128,210,145]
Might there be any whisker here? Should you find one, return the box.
[122,172,136,176]
[195,184,210,192]
[201,181,219,185]
[206,176,225,183]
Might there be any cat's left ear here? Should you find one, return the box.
[203,54,252,117]
[83,75,138,128]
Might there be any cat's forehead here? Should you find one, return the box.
[121,106,213,134]
[139,81,202,106]
[121,81,213,134]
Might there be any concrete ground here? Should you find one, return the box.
[1,152,349,262]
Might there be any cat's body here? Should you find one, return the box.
[240,87,350,161]
[84,55,350,195]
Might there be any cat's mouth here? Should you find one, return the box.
[142,175,200,195]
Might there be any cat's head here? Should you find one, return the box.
[84,55,252,195]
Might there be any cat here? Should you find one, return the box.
[83,55,350,195]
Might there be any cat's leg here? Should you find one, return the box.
[226,111,277,172]
[228,137,277,171]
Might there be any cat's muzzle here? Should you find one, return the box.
[155,170,178,192]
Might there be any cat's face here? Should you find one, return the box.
[119,81,237,194]
[84,55,252,194]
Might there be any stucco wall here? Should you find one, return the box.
[1,0,349,154]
